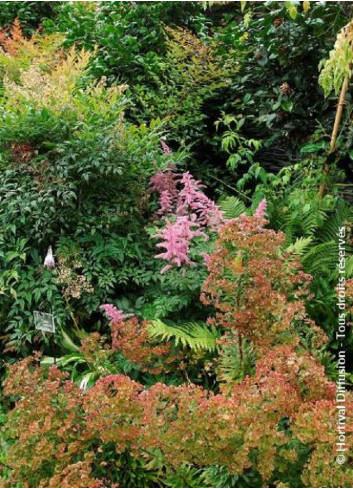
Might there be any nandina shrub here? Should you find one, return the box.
[0,30,170,354]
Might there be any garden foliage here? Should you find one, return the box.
[1,212,353,488]
[0,2,352,488]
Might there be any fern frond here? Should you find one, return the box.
[283,206,327,237]
[300,210,326,235]
[302,241,338,273]
[147,319,220,352]
[346,255,353,278]
[286,237,313,255]
[317,202,352,243]
[280,191,331,238]
[219,196,246,219]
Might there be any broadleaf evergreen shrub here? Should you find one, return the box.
[0,35,168,353]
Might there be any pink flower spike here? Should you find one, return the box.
[254,199,267,219]
[158,190,174,215]
[160,140,172,154]
[154,215,207,272]
[100,304,133,324]
[176,172,224,230]
[149,168,179,216]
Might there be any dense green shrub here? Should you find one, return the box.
[48,2,240,177]
[213,2,347,158]
[49,1,208,82]
[2,2,353,186]
[0,34,169,354]
[0,1,60,36]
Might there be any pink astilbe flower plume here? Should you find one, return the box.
[149,168,178,198]
[177,172,224,230]
[151,169,224,273]
[154,216,207,273]
[254,199,267,219]
[158,190,174,215]
[100,304,133,324]
[149,166,179,217]
[160,140,172,155]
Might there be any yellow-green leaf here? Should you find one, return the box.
[303,1,310,13]
[285,2,298,20]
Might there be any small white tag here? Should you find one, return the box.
[34,311,55,333]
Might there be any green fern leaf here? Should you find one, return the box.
[317,202,352,243]
[302,241,338,272]
[346,255,353,278]
[147,319,220,352]
[219,196,246,219]
[286,237,313,255]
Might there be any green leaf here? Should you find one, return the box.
[281,100,293,112]
[285,2,298,20]
[300,141,328,153]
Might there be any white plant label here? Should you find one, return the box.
[34,311,55,333]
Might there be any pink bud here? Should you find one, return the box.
[160,140,172,155]
[44,246,55,269]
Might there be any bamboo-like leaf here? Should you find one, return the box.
[319,19,353,96]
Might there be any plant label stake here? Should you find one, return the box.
[34,311,55,333]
